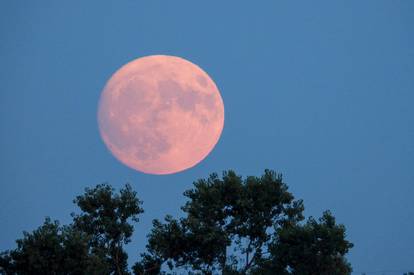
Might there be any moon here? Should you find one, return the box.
[97,55,225,175]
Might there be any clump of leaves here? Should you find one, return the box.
[1,184,143,275]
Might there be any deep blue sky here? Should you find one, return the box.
[1,1,413,274]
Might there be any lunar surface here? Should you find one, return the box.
[97,55,224,174]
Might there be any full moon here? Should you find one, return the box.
[97,55,224,175]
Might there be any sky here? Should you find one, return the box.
[1,1,413,274]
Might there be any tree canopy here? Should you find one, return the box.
[134,170,352,275]
[1,184,143,275]
[0,170,354,275]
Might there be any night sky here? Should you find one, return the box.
[1,1,413,274]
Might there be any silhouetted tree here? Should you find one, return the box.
[0,218,107,275]
[133,170,353,275]
[252,211,353,275]
[0,184,142,275]
[0,171,353,275]
[72,183,143,274]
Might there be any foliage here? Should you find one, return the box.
[252,211,353,275]
[0,184,142,275]
[134,170,352,275]
[72,183,143,274]
[0,171,354,275]
[0,218,105,275]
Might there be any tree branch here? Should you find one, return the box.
[243,239,253,273]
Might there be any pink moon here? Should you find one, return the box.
[97,55,225,175]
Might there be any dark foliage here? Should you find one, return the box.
[1,171,353,275]
[0,184,142,275]
[252,211,353,275]
[72,184,143,274]
[134,170,353,275]
[0,218,93,275]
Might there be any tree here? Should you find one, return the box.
[0,218,103,275]
[0,184,143,275]
[252,211,353,275]
[1,171,353,275]
[72,183,143,275]
[134,170,352,274]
